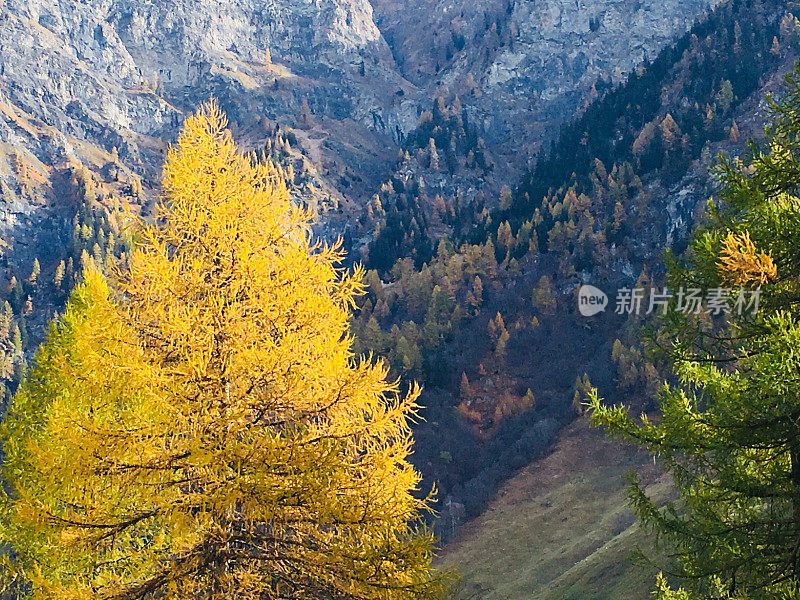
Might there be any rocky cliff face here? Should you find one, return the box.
[0,0,719,271]
[0,0,411,180]
[0,0,418,270]
[372,0,720,174]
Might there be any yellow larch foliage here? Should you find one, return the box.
[717,230,777,286]
[0,102,448,600]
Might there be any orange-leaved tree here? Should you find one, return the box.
[0,102,448,600]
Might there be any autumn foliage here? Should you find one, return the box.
[717,230,777,286]
[0,103,446,600]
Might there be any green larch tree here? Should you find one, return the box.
[590,65,800,600]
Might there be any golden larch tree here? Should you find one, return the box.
[0,103,447,600]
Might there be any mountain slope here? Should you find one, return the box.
[436,55,792,588]
[439,419,671,600]
[347,0,796,545]
[0,0,724,245]
[0,0,416,243]
[371,0,720,178]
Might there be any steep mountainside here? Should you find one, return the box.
[0,0,413,194]
[371,0,719,178]
[434,55,795,597]
[347,0,794,543]
[0,0,721,258]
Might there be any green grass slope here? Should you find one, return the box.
[438,419,672,600]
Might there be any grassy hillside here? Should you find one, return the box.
[438,419,673,600]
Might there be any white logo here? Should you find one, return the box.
[578,285,608,317]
